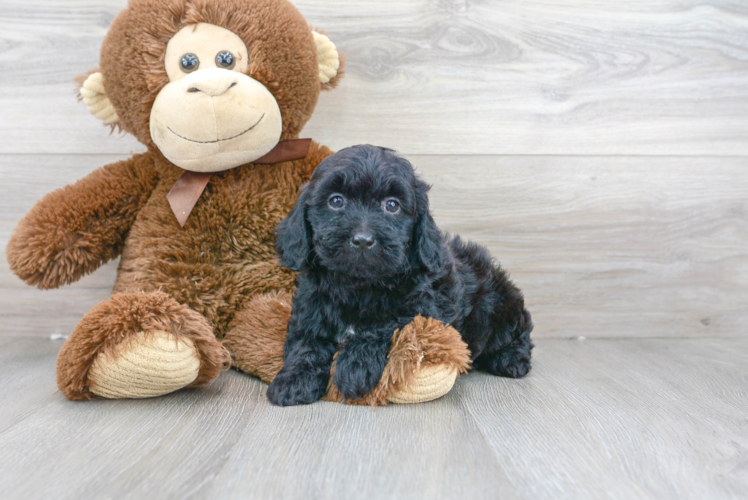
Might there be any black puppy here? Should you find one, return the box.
[267,145,533,406]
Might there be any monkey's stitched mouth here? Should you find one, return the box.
[167,113,265,144]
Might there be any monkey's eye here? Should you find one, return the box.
[328,195,346,210]
[180,53,199,73]
[215,51,236,69]
[384,199,400,214]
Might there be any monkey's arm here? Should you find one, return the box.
[7,153,159,289]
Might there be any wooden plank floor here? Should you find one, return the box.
[0,337,746,500]
[1,0,747,498]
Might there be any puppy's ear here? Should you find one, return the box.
[276,183,313,271]
[412,179,444,273]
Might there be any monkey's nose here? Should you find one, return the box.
[351,233,376,250]
[186,77,238,96]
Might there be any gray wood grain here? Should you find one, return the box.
[418,155,748,338]
[0,337,745,499]
[2,154,745,339]
[1,1,747,155]
[461,337,748,500]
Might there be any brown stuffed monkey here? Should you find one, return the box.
[6,0,470,405]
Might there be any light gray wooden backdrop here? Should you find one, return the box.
[0,1,746,499]
[1,0,746,339]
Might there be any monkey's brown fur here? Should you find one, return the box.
[7,0,470,403]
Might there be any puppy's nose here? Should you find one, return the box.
[351,233,376,250]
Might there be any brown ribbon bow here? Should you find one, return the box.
[166,138,312,227]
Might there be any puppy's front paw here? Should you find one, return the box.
[502,356,531,378]
[267,368,326,406]
[334,354,387,400]
[478,346,532,378]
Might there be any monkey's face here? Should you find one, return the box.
[149,23,282,172]
[82,0,343,173]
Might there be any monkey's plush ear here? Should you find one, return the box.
[312,31,344,90]
[276,183,314,271]
[78,72,119,125]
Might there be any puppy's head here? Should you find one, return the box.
[276,145,443,279]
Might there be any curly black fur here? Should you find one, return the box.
[267,145,534,406]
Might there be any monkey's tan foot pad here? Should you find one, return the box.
[387,363,459,404]
[56,292,227,400]
[87,331,200,399]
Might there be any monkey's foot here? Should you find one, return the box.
[87,331,201,399]
[57,292,228,400]
[326,316,472,406]
[387,363,459,404]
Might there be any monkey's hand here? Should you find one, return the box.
[7,153,158,289]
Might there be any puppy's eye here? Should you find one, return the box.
[328,195,346,209]
[384,199,400,213]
